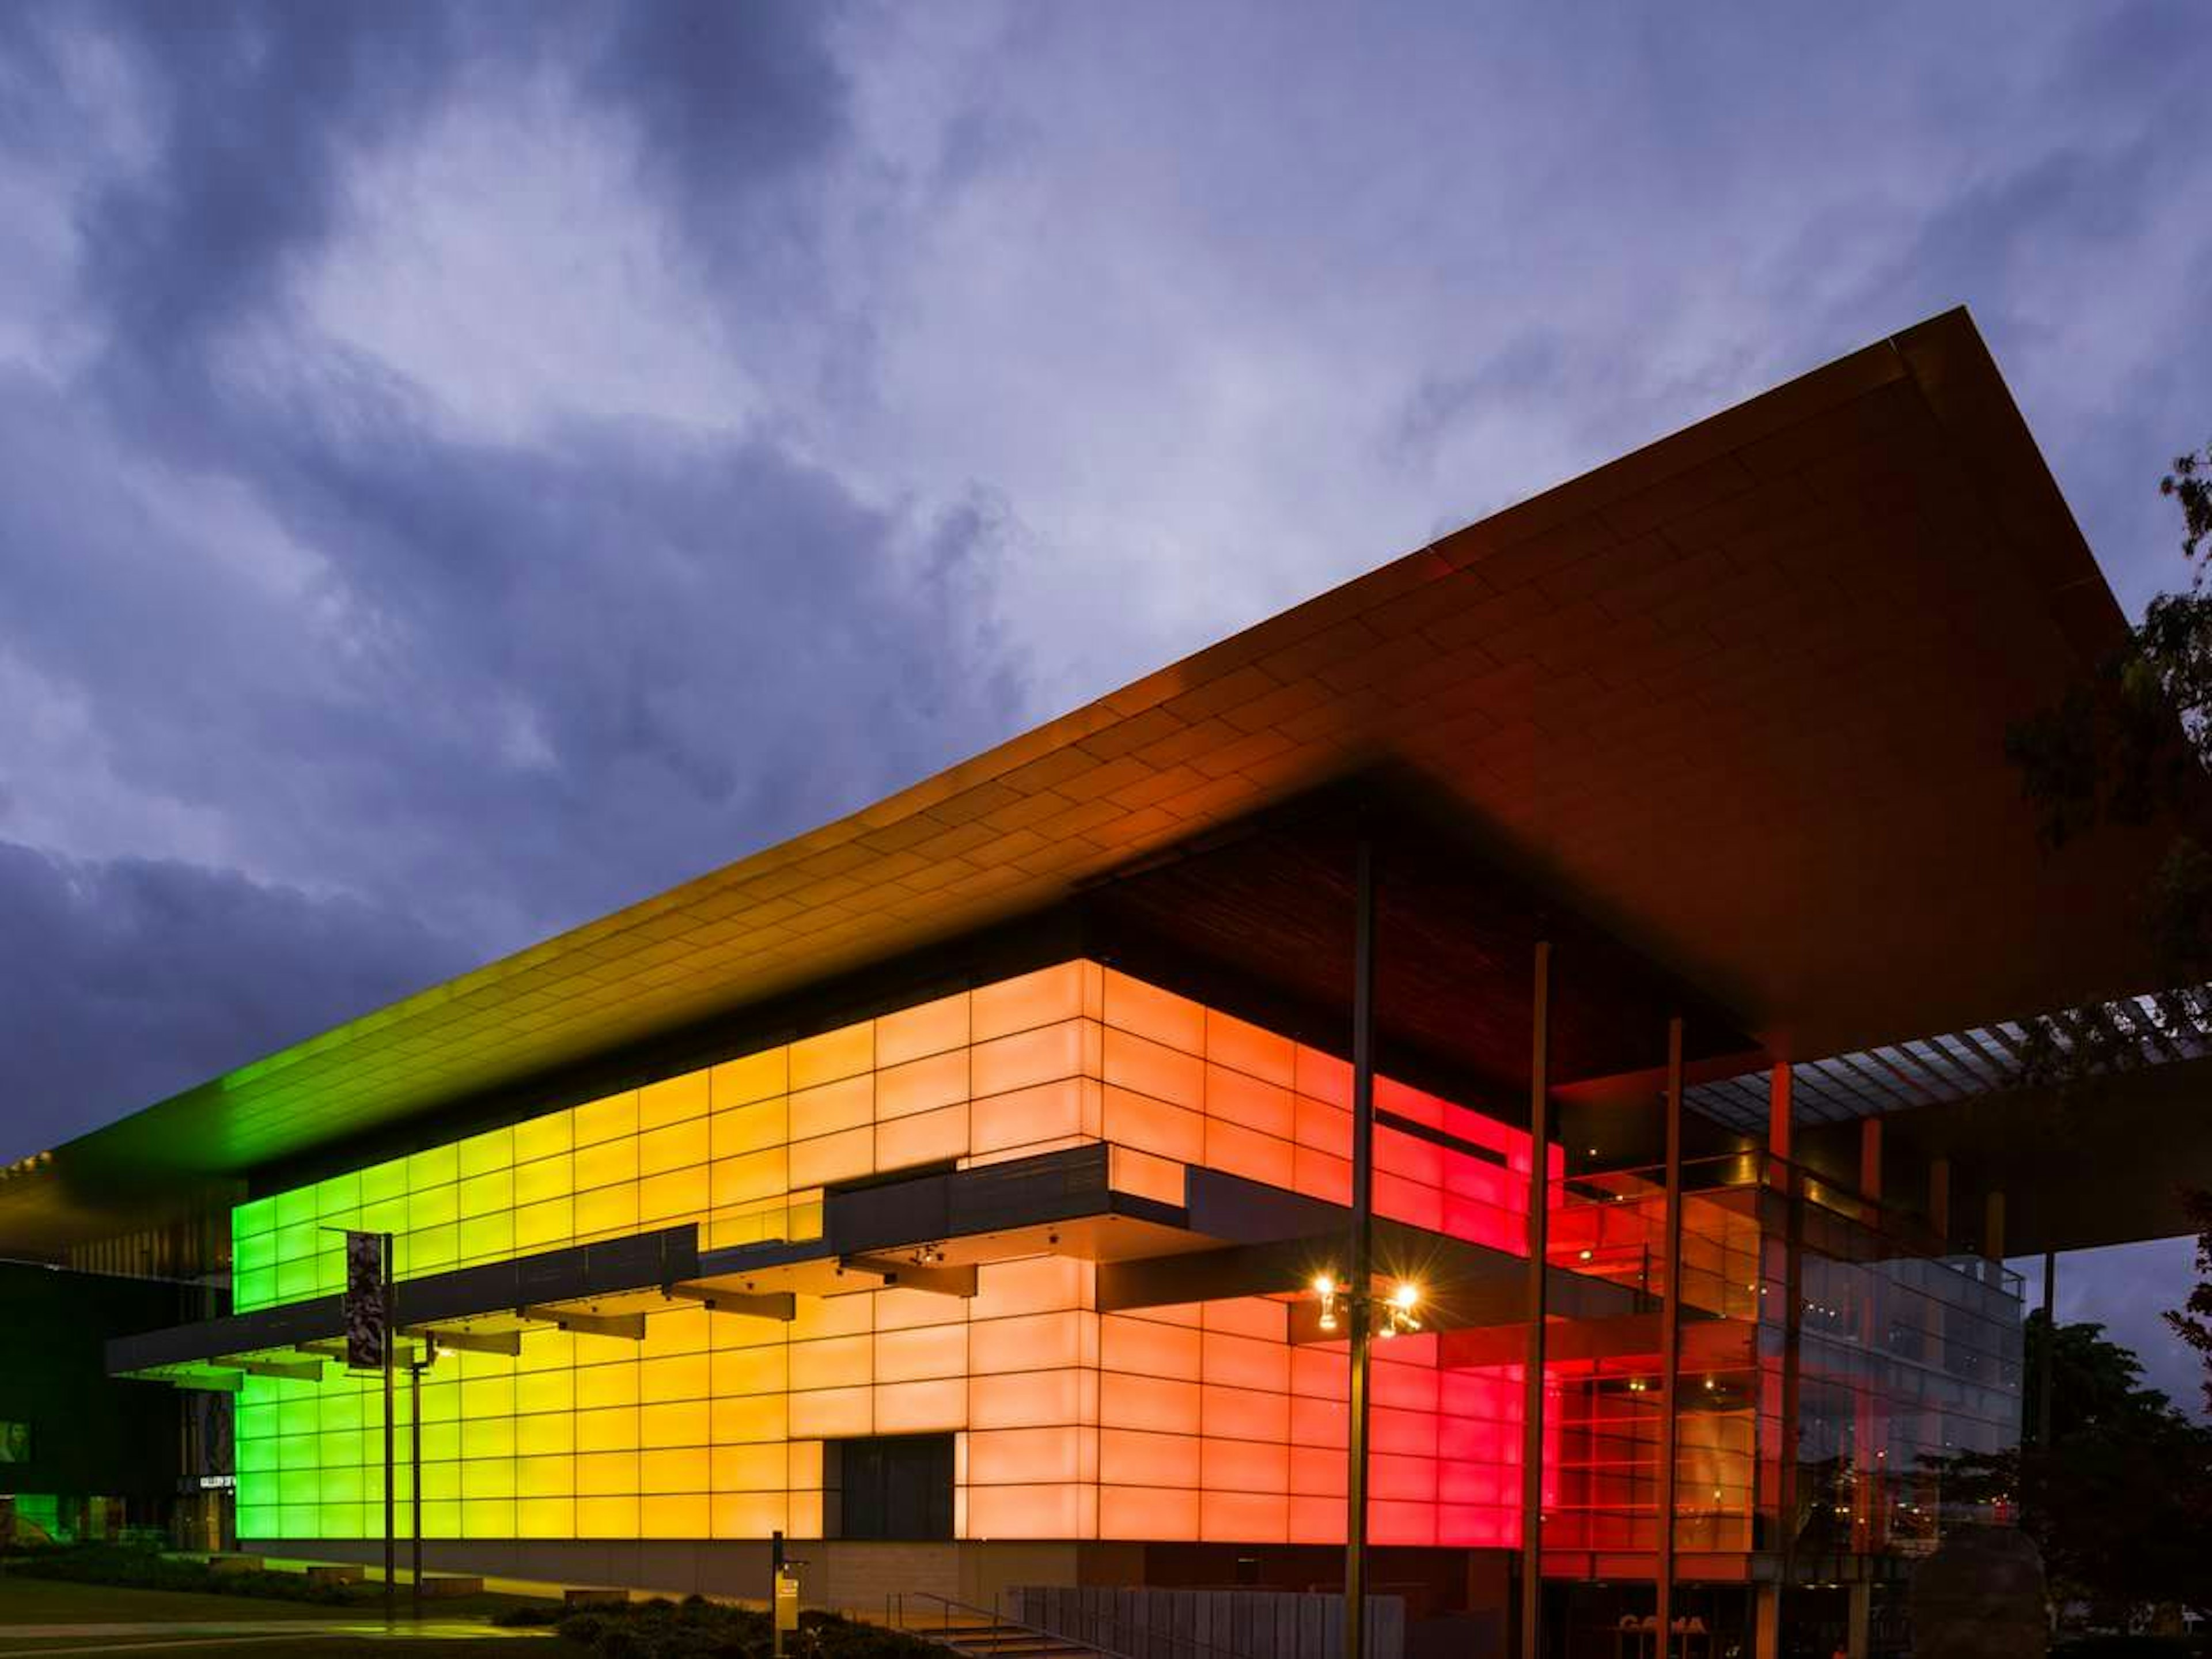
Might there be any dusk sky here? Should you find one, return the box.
[2,3,2207,1406]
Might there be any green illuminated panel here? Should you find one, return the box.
[228,1038,829,1543]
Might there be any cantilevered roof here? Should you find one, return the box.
[0,306,2183,1255]
[1689,988,2212,1133]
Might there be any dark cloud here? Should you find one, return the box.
[0,307,1021,964]
[0,0,1022,1139]
[0,839,471,1156]
[1389,330,1569,478]
[48,0,848,403]
[585,0,848,251]
[1,0,2207,1365]
[75,2,461,369]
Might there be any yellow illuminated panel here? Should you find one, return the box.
[234,961,1569,1550]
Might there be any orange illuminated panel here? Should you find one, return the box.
[971,961,1094,1041]
[877,992,971,1067]
[877,1050,969,1119]
[234,956,1561,1552]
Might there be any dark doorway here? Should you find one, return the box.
[830,1434,955,1540]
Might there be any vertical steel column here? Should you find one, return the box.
[1846,1581,1872,1659]
[1853,1122,1884,1555]
[1654,1019,1684,1656]
[1779,1148,1806,1604]
[2036,1249,2056,1452]
[381,1232,395,1624]
[1343,835,1377,1659]
[410,1355,425,1621]
[1770,1063,1801,1584]
[1519,941,1551,1659]
[1752,1585,1782,1659]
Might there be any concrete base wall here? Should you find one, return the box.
[243,1537,1145,1613]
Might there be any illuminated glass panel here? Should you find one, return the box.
[233,959,1565,1548]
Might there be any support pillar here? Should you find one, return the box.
[1654,1018,1684,1654]
[1984,1191,2007,1264]
[409,1353,425,1622]
[1928,1157,1950,1244]
[1767,1063,1791,1172]
[1519,941,1552,1659]
[1854,1122,1884,1555]
[1847,1581,1872,1659]
[1752,1584,1781,1659]
[2036,1249,2056,1452]
[1343,836,1376,1659]
[381,1232,395,1625]
[1772,1063,1802,1573]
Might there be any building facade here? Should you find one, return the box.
[190,956,2022,1631]
[8,308,2192,1657]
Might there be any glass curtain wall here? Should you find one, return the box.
[1539,1152,2022,1564]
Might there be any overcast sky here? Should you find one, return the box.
[1,2,2207,1407]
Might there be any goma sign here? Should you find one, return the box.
[343,1230,386,1370]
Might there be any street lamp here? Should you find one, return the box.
[1310,1274,1423,1338]
[1313,1267,1423,1659]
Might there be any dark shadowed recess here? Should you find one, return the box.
[1078,775,1753,1100]
[0,775,1754,1257]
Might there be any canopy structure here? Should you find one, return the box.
[1,305,2197,1262]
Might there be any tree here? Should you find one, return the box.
[1933,1314,2212,1618]
[2005,442,2212,1415]
[2171,1187,2212,1419]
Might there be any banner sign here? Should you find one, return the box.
[344,1230,387,1370]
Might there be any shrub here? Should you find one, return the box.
[559,1613,611,1647]
[490,1604,566,1627]
[554,1597,937,1659]
[6,1543,373,1607]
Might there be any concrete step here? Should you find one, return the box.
[926,1628,1106,1659]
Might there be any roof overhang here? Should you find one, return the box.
[14,305,2192,1259]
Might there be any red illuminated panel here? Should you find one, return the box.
[238,955,1583,1552]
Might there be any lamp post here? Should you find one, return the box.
[382,1233,394,1627]
[1332,831,1424,1659]
[1316,1270,1424,1659]
[409,1340,433,1623]
[1344,834,1376,1659]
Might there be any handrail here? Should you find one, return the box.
[990,1589,1255,1659]
[888,1589,1252,1659]
[1554,1152,2024,1296]
[890,1589,1135,1659]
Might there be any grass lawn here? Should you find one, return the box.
[0,1575,586,1656]
[0,1577,359,1625]
[0,1640,582,1656]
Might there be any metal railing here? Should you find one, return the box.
[994,1589,1257,1659]
[888,1590,1123,1659]
[887,1589,1252,1659]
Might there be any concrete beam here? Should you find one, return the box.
[838,1255,978,1298]
[299,1338,427,1368]
[520,1305,646,1339]
[665,1284,797,1321]
[158,1369,243,1394]
[235,1358,324,1381]
[411,1327,524,1357]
